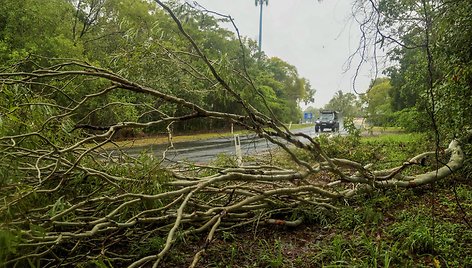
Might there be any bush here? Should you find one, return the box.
[393,107,431,132]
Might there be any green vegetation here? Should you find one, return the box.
[315,0,472,143]
[361,0,472,138]
[158,133,472,267]
[363,78,394,126]
[0,0,313,138]
[324,90,363,118]
[0,0,471,267]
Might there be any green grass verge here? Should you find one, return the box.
[368,126,405,133]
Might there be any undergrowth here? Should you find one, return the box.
[3,132,470,267]
[166,133,472,267]
[185,180,471,268]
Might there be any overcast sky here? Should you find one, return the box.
[187,0,382,108]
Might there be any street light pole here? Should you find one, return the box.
[255,0,268,53]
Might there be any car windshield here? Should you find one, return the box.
[320,113,334,121]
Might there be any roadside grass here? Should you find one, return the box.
[164,182,471,268]
[315,132,431,171]
[361,132,424,143]
[95,123,314,149]
[367,126,405,134]
[160,132,472,267]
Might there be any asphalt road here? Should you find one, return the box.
[111,121,345,164]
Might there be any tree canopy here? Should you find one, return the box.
[356,0,472,137]
[0,0,314,136]
[324,90,362,118]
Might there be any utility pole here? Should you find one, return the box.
[255,0,268,52]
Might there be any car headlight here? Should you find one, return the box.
[329,120,333,124]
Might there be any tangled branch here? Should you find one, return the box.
[0,1,467,267]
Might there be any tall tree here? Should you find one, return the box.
[356,0,472,137]
[364,78,393,126]
[324,90,361,118]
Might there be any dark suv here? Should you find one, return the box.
[315,110,339,132]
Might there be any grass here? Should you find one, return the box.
[159,132,472,267]
[361,132,425,143]
[367,126,405,133]
[168,182,471,268]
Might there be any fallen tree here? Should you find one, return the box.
[0,1,469,267]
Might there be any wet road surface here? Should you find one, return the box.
[110,123,345,164]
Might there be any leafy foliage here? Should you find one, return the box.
[0,0,314,135]
[372,0,472,139]
[364,78,394,126]
[324,90,362,117]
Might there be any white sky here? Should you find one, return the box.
[187,0,384,108]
